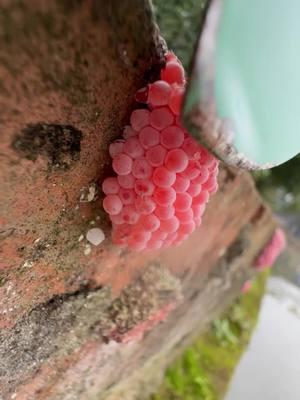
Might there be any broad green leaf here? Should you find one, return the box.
[184,0,300,169]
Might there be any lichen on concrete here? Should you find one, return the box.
[97,264,182,343]
[0,286,112,396]
[0,263,181,398]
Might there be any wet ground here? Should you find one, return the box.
[226,220,300,400]
[225,276,300,400]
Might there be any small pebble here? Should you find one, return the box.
[86,228,105,246]
[84,244,92,255]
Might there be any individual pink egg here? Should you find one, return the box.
[119,188,136,205]
[123,136,144,158]
[118,174,135,189]
[146,145,167,167]
[160,217,180,233]
[154,205,175,220]
[161,126,184,149]
[165,149,188,173]
[134,179,155,196]
[168,85,184,115]
[103,194,123,215]
[134,196,156,215]
[160,61,185,85]
[139,126,160,149]
[172,175,190,193]
[102,177,120,195]
[174,193,192,212]
[150,107,174,130]
[153,187,176,206]
[141,214,160,232]
[112,153,133,175]
[153,166,176,188]
[148,80,171,107]
[130,109,150,131]
[132,157,153,179]
[109,139,125,158]
[120,205,139,224]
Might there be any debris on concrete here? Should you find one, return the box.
[79,183,97,203]
[86,228,105,246]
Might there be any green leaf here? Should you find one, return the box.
[184,0,300,169]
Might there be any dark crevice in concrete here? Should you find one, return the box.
[250,204,266,224]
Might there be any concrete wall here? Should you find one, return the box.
[0,1,276,399]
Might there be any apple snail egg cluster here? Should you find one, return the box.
[102,51,219,251]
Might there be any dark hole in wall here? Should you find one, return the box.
[12,123,82,170]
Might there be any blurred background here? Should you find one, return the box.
[153,1,300,399]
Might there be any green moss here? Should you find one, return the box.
[253,156,300,212]
[153,0,208,69]
[152,270,270,400]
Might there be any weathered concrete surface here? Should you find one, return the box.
[0,0,164,329]
[0,163,276,399]
[0,1,277,399]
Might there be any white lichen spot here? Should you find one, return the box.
[84,244,92,256]
[87,185,97,202]
[21,260,33,269]
[78,234,84,242]
[86,228,105,246]
[6,283,12,294]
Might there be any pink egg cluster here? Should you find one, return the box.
[254,228,286,270]
[102,51,219,251]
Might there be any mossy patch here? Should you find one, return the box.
[152,270,269,400]
[12,123,82,171]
